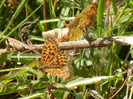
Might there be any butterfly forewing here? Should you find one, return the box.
[41,36,58,65]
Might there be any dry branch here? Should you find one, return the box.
[35,36,131,50]
[1,36,132,54]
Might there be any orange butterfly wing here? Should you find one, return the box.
[41,68,69,78]
[39,35,69,78]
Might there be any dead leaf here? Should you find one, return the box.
[59,0,111,42]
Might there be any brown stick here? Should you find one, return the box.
[109,76,128,99]
[34,37,130,50]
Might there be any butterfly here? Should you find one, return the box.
[38,34,69,78]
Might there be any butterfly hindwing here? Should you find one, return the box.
[42,68,69,78]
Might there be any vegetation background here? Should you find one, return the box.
[0,0,133,99]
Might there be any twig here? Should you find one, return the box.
[110,61,133,99]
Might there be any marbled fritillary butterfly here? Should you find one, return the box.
[38,34,69,78]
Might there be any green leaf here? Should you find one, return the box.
[97,0,105,37]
